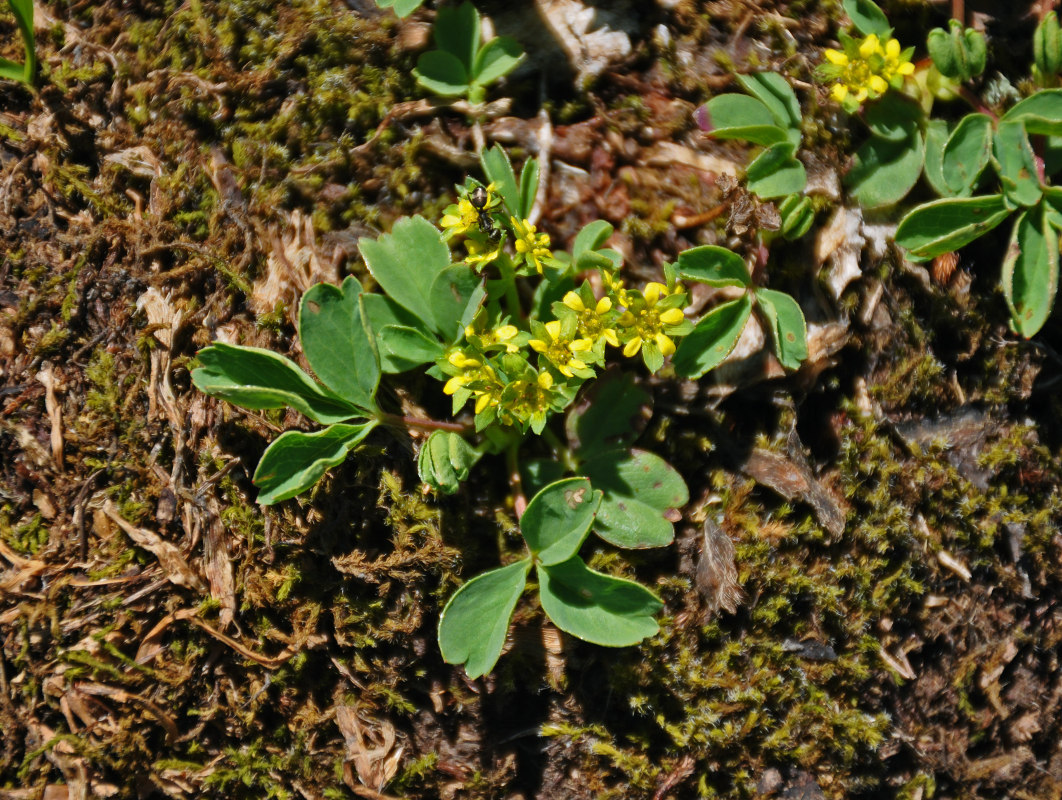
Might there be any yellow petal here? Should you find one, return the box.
[824,48,847,66]
[475,392,493,413]
[644,282,667,304]
[443,376,464,395]
[528,338,547,352]
[859,34,879,58]
[595,296,612,314]
[660,307,686,325]
[655,333,676,357]
[563,291,586,312]
[537,371,554,390]
[570,338,593,353]
[831,83,849,102]
[495,325,518,340]
[885,38,901,58]
[897,62,914,76]
[868,75,888,95]
[544,320,561,338]
[623,337,642,357]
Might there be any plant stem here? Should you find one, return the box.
[496,256,523,320]
[507,443,527,519]
[377,412,472,434]
[541,426,578,473]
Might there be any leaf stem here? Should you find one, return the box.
[507,443,527,519]
[377,412,472,434]
[496,255,523,320]
[541,426,578,473]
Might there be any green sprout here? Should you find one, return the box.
[191,144,808,676]
[0,0,35,86]
[412,1,523,105]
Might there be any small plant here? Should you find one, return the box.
[893,8,1062,338]
[814,0,927,209]
[694,71,814,238]
[0,0,35,86]
[192,145,807,676]
[413,1,522,105]
[373,0,424,18]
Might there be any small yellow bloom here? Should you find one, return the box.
[616,282,688,361]
[819,33,914,110]
[562,290,620,348]
[511,217,552,274]
[440,197,478,236]
[528,320,593,378]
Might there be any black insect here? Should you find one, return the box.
[469,185,501,242]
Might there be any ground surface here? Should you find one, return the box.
[2,1,1062,798]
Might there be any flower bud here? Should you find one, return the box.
[779,195,814,240]
[1034,12,1062,83]
[927,19,986,82]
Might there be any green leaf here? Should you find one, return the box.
[583,448,688,549]
[192,343,364,423]
[299,277,380,411]
[1001,89,1062,136]
[414,51,470,96]
[736,72,802,144]
[842,0,892,37]
[755,288,808,370]
[537,557,662,646]
[472,36,523,87]
[941,113,992,197]
[358,216,452,335]
[518,158,539,220]
[923,119,952,197]
[254,421,377,505]
[697,95,790,146]
[675,245,751,288]
[520,459,567,499]
[0,58,25,82]
[864,92,923,144]
[746,142,807,199]
[572,220,614,264]
[378,325,445,371]
[376,0,425,16]
[417,430,481,494]
[439,559,531,678]
[673,294,754,379]
[847,131,924,209]
[895,194,1010,259]
[565,369,651,455]
[434,1,479,70]
[4,0,33,84]
[362,293,432,373]
[520,478,601,566]
[480,144,521,218]
[1002,206,1059,338]
[429,264,484,341]
[994,121,1043,209]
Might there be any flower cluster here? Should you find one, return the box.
[818,32,915,111]
[439,268,691,434]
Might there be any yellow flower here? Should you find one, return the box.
[820,33,913,109]
[442,351,496,395]
[465,321,520,353]
[562,290,620,348]
[497,370,557,433]
[511,217,552,274]
[440,197,478,237]
[464,238,501,268]
[528,320,594,378]
[617,282,687,359]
